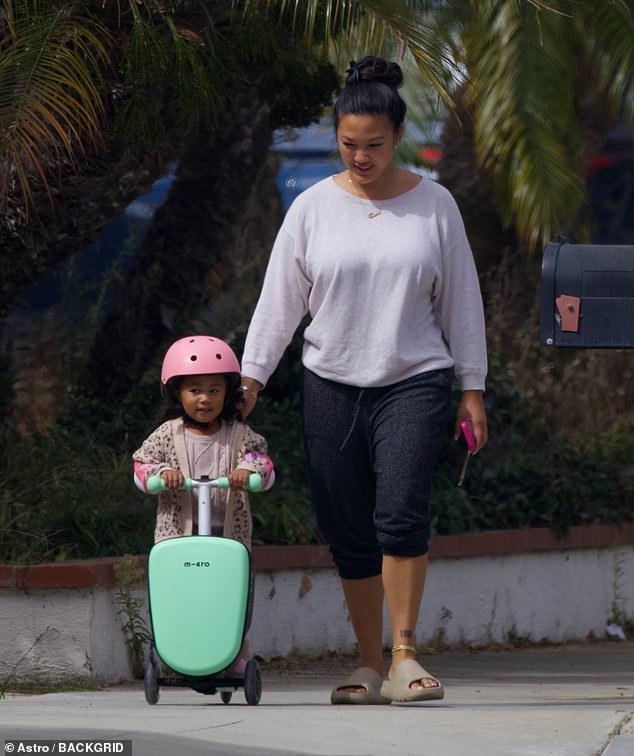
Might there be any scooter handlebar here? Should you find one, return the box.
[145,473,263,495]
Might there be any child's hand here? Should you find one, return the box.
[161,469,185,489]
[228,469,251,490]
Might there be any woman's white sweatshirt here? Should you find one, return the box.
[242,176,487,391]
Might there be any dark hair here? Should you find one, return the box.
[156,372,244,425]
[333,55,406,132]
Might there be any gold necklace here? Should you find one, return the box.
[347,177,382,220]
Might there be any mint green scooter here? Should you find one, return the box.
[143,474,263,706]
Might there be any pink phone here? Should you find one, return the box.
[460,419,477,453]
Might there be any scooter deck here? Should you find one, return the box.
[147,535,250,676]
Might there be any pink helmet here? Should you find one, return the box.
[161,336,241,387]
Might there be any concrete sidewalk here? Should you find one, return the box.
[1,642,632,756]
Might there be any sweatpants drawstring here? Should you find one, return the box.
[339,389,365,451]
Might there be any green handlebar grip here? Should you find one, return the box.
[145,473,261,493]
[247,473,263,492]
[213,473,263,492]
[145,475,166,494]
[145,475,192,494]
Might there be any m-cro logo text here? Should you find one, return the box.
[183,561,211,567]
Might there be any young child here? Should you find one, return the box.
[133,335,274,674]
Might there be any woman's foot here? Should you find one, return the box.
[389,645,440,691]
[382,649,444,703]
[331,667,390,705]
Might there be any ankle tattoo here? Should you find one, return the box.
[393,629,416,654]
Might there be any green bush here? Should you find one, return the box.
[249,394,318,545]
[0,417,156,564]
[1,340,632,564]
[432,352,634,535]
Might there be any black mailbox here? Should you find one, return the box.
[540,239,634,348]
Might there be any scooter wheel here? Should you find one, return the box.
[244,659,262,705]
[221,691,232,705]
[144,658,160,705]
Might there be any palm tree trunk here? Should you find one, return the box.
[81,88,274,405]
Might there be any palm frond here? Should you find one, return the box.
[0,1,107,213]
[111,1,229,146]
[467,0,585,248]
[235,0,459,108]
[583,0,634,123]
[164,16,218,129]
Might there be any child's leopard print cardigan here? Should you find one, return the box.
[133,418,274,548]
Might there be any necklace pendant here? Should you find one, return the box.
[368,210,381,219]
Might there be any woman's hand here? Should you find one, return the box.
[239,378,263,420]
[454,390,488,453]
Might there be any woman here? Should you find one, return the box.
[240,55,487,704]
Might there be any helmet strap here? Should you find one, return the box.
[181,409,216,430]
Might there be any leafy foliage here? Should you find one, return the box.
[467,1,584,247]
[1,328,632,565]
[433,354,634,535]
[240,331,319,546]
[0,417,156,564]
[114,554,152,678]
[0,1,107,211]
[0,0,455,219]
[447,0,634,249]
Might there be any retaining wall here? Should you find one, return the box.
[1,524,632,685]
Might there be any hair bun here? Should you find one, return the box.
[345,55,403,89]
